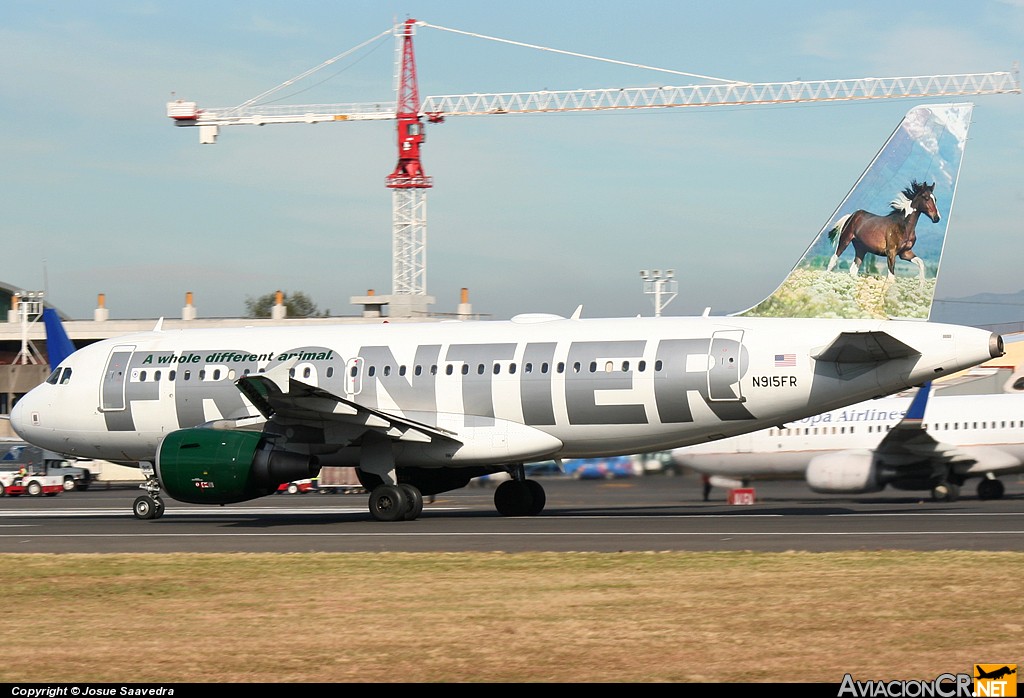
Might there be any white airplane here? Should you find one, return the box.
[673,380,1024,502]
[7,102,1005,521]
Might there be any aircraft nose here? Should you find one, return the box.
[9,392,34,439]
[9,387,46,443]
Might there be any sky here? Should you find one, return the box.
[1,1,1022,322]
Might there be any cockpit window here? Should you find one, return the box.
[44,366,73,385]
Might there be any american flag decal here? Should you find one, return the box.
[774,354,796,367]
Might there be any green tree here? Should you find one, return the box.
[244,290,323,318]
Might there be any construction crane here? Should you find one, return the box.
[167,19,1021,317]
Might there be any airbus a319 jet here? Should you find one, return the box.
[9,103,1004,521]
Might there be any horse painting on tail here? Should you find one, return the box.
[825,180,939,284]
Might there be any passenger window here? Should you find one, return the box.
[399,366,407,377]
[541,363,549,374]
[154,370,161,382]
[461,365,469,375]
[430,365,437,375]
[383,366,391,377]
[509,363,517,375]
[169,370,176,381]
[493,363,500,375]
[302,367,310,379]
[368,366,376,377]
[414,365,422,376]
[477,364,485,375]
[655,360,663,371]
[214,369,222,380]
[140,371,147,382]
[446,365,454,376]
[327,367,335,378]
[183,370,191,381]
[557,362,565,374]
[622,361,629,372]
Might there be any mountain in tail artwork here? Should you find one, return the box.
[739,103,973,320]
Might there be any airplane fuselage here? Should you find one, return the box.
[11,314,1001,469]
[675,392,1024,480]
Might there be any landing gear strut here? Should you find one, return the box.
[133,467,166,520]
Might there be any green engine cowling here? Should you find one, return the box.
[157,428,319,505]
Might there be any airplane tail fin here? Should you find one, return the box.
[736,103,974,320]
[902,381,933,423]
[42,308,76,371]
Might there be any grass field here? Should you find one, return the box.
[2,551,1021,683]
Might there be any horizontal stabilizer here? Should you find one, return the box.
[813,331,920,364]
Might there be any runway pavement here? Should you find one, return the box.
[1,474,1023,553]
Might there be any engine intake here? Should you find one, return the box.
[157,428,319,505]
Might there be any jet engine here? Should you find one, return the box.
[806,450,948,494]
[805,451,884,494]
[156,428,319,504]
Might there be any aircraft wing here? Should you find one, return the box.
[235,372,461,447]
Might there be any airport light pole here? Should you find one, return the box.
[13,291,46,365]
[640,269,677,317]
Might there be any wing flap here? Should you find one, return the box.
[235,374,461,446]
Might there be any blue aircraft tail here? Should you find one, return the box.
[737,103,974,320]
[42,308,76,371]
[902,381,932,422]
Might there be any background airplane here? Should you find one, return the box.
[672,372,1024,501]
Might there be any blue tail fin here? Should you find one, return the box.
[42,308,76,370]
[737,103,973,320]
[902,381,932,422]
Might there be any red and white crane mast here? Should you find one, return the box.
[384,19,438,312]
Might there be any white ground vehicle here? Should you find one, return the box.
[0,469,63,497]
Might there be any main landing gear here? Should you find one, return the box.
[368,483,424,522]
[931,477,1006,502]
[977,477,1005,501]
[493,465,546,517]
